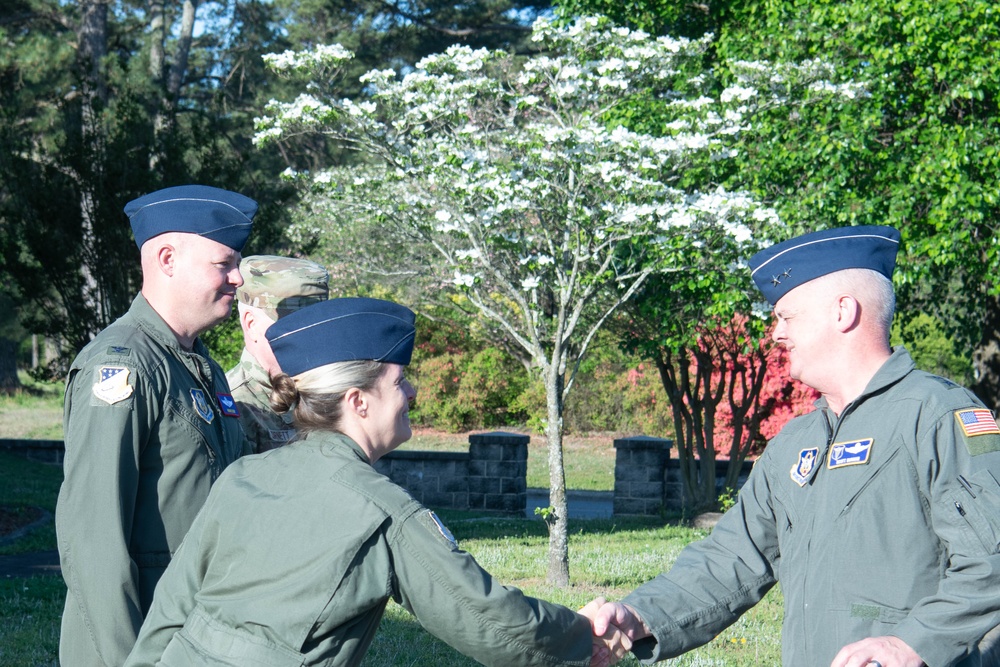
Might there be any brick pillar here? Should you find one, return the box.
[613,436,672,516]
[467,431,528,515]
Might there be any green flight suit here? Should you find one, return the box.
[56,294,248,667]
[225,349,295,453]
[624,348,1000,667]
[124,431,593,667]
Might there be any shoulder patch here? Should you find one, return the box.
[106,345,131,356]
[92,366,134,405]
[956,408,1000,437]
[428,511,458,549]
[955,408,1000,456]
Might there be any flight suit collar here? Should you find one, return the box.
[813,346,916,414]
[129,293,213,359]
[306,430,375,465]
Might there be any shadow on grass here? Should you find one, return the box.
[439,509,685,541]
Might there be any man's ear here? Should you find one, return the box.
[835,294,861,333]
[155,243,177,277]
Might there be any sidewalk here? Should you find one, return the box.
[0,492,614,578]
[525,488,613,519]
[0,549,60,578]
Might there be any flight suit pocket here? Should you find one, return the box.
[163,607,306,667]
[948,470,1000,556]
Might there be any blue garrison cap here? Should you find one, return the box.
[266,297,417,377]
[749,225,901,306]
[124,185,257,250]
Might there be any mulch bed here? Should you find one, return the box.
[0,505,44,538]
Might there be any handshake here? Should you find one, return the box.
[578,597,651,667]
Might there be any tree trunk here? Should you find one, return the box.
[150,0,199,171]
[971,296,1000,411]
[544,365,570,587]
[77,0,110,327]
[0,338,21,394]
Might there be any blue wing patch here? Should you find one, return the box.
[827,438,874,469]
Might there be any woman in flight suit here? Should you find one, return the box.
[124,297,594,667]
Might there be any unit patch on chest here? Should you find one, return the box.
[790,447,820,487]
[827,438,874,470]
[190,389,215,424]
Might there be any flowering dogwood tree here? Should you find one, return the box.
[254,16,844,585]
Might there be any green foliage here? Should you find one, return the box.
[892,313,974,386]
[565,359,673,436]
[201,311,245,373]
[410,348,530,432]
[717,487,737,513]
[713,0,1000,400]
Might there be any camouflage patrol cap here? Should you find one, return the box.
[237,255,330,320]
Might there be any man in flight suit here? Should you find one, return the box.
[587,226,1000,667]
[226,255,329,453]
[56,184,256,667]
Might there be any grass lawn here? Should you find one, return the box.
[0,385,782,666]
[0,376,64,441]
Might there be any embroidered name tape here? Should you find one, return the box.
[827,438,874,469]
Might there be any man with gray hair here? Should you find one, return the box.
[227,255,329,452]
[586,225,1000,667]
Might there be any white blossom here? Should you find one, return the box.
[453,271,476,287]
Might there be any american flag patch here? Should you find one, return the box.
[955,408,1000,437]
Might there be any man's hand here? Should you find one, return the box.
[830,635,925,667]
[579,598,651,667]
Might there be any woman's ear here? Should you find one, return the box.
[344,387,368,418]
